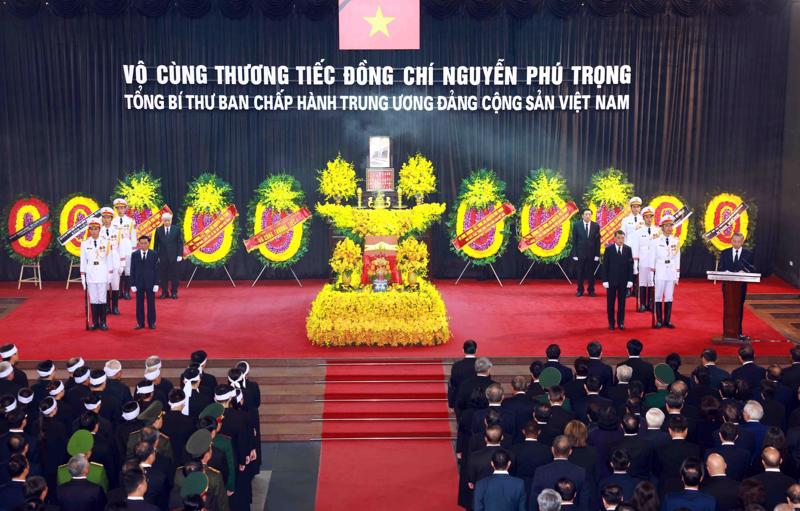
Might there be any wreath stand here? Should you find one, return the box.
[252,265,302,288]
[186,264,236,288]
[18,259,42,290]
[66,257,82,289]
[519,260,573,286]
[454,261,503,287]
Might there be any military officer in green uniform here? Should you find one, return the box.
[127,400,174,462]
[57,429,109,492]
[199,403,236,494]
[643,363,676,410]
[180,471,210,501]
[173,429,229,511]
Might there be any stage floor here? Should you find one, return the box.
[0,277,795,360]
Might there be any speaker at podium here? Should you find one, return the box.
[707,270,761,344]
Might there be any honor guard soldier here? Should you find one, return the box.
[113,198,137,300]
[127,400,174,462]
[621,197,644,241]
[632,207,659,312]
[80,218,113,331]
[99,207,123,315]
[57,429,109,492]
[652,214,681,329]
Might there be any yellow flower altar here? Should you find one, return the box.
[306,149,450,347]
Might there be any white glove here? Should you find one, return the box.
[634,260,639,274]
[602,282,609,289]
[626,281,633,289]
[572,257,578,261]
[177,256,182,262]
[153,285,159,293]
[131,286,137,293]
[81,274,86,291]
[675,279,679,286]
[594,256,599,262]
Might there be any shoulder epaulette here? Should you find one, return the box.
[128,429,142,436]
[207,466,220,474]
[159,432,170,440]
[90,461,104,467]
[57,463,67,469]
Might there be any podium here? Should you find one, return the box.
[707,271,761,344]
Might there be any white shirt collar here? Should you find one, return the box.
[525,438,538,442]
[465,355,476,359]
[73,476,88,480]
[493,470,509,475]
[589,357,600,360]
[489,403,501,407]
[711,474,726,477]
[547,359,559,363]
[721,441,735,445]
[765,468,781,472]
[629,355,640,358]
[128,496,145,500]
[742,361,753,365]
[486,443,501,447]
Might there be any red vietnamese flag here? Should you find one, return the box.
[339,0,420,50]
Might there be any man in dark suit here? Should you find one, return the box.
[718,232,755,340]
[586,341,613,391]
[0,454,28,509]
[700,454,738,510]
[611,414,652,479]
[123,465,161,510]
[456,357,497,419]
[502,376,536,443]
[730,344,766,393]
[746,447,796,510]
[510,421,553,502]
[602,231,634,330]
[472,384,516,436]
[597,450,641,501]
[465,425,509,508]
[705,422,752,481]
[562,358,588,405]
[654,415,703,496]
[529,436,588,510]
[782,346,800,390]
[618,339,655,392]
[545,386,574,435]
[56,454,107,511]
[130,235,159,330]
[473,449,526,511]
[573,376,612,423]
[154,213,184,299]
[449,340,478,410]
[661,457,716,511]
[741,400,769,453]
[543,344,573,385]
[571,209,601,297]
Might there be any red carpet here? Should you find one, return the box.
[0,277,794,360]
[315,362,460,510]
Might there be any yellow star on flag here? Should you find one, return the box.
[363,6,395,38]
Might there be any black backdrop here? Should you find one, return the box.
[0,4,791,281]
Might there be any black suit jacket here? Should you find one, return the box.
[618,358,655,393]
[588,359,614,392]
[700,475,739,511]
[782,363,800,390]
[126,498,161,511]
[543,361,573,385]
[730,363,767,394]
[509,440,553,495]
[719,247,755,273]
[154,225,184,263]
[571,220,601,259]
[448,358,477,409]
[0,480,25,510]
[602,243,634,286]
[611,434,653,479]
[502,394,536,442]
[597,472,641,501]
[654,439,703,493]
[130,249,159,289]
[746,471,795,510]
[529,459,588,510]
[57,478,107,511]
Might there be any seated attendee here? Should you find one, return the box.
[746,446,795,510]
[530,435,588,510]
[641,408,669,448]
[661,457,716,511]
[731,344,766,393]
[662,391,697,443]
[698,348,729,390]
[617,339,655,392]
[544,344,573,385]
[586,341,613,391]
[700,453,738,511]
[654,415,702,495]
[718,379,742,410]
[449,340,478,410]
[473,449,526,511]
[509,421,552,499]
[598,449,641,501]
[554,478,576,509]
[0,453,28,508]
[705,422,751,481]
[502,376,535,443]
[546,386,575,435]
[611,414,652,479]
[600,484,623,511]
[606,365,632,408]
[536,488,562,511]
[123,465,160,510]
[56,454,106,511]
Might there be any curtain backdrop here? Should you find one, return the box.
[0,8,790,281]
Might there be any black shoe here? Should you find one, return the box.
[111,291,120,315]
[171,292,177,299]
[148,324,156,330]
[739,334,752,341]
[90,304,100,331]
[588,291,596,297]
[576,291,584,297]
[99,308,108,331]
[664,302,675,328]
[609,325,615,331]
[123,291,131,300]
[134,324,145,330]
[618,324,625,330]
[160,292,169,299]
[654,303,663,329]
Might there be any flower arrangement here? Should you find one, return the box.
[584,168,634,254]
[247,174,310,268]
[56,193,100,258]
[700,191,756,255]
[3,194,53,264]
[397,237,429,283]
[398,153,436,203]
[316,202,446,240]
[317,154,358,204]
[181,173,239,269]
[648,193,695,249]
[306,280,450,347]
[448,169,511,266]
[517,169,574,264]
[112,171,166,241]
[330,238,362,287]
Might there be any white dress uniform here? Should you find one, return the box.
[99,223,122,291]
[114,214,136,275]
[654,234,680,302]
[632,224,660,287]
[621,197,643,274]
[80,235,113,304]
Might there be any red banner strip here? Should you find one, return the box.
[599,205,630,245]
[452,203,516,251]
[136,205,173,238]
[518,201,578,252]
[182,204,238,257]
[243,207,311,253]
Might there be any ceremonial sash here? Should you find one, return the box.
[518,201,578,252]
[599,205,630,245]
[703,203,748,241]
[182,205,238,257]
[243,207,311,253]
[58,209,102,245]
[452,203,516,251]
[136,205,173,238]
[671,206,693,229]
[8,215,49,243]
